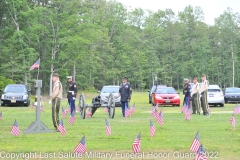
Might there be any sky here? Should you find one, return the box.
[116,0,240,25]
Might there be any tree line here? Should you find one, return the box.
[0,0,240,94]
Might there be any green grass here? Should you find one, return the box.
[0,91,240,160]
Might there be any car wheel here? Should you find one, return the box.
[24,99,30,107]
[1,103,4,106]
[149,100,151,104]
[220,103,224,107]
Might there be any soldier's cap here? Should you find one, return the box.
[184,78,189,82]
[122,77,128,80]
[53,73,59,77]
[67,76,72,79]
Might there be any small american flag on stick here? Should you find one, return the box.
[58,119,66,136]
[150,119,156,137]
[86,108,92,118]
[230,113,235,127]
[104,107,108,113]
[151,106,157,117]
[156,111,164,126]
[130,102,136,114]
[68,112,76,125]
[195,144,208,160]
[132,132,141,154]
[74,136,86,154]
[125,105,131,118]
[10,120,20,136]
[233,104,240,114]
[185,108,191,120]
[182,105,188,114]
[190,132,200,153]
[105,119,111,136]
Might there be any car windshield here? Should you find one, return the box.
[208,89,221,92]
[4,86,27,93]
[156,88,176,94]
[101,87,119,93]
[225,88,240,93]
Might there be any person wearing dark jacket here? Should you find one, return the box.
[67,76,77,115]
[119,77,132,117]
[183,78,191,109]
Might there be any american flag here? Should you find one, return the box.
[151,106,157,117]
[125,105,131,118]
[233,105,240,114]
[29,59,40,70]
[62,107,66,118]
[40,106,43,112]
[10,120,20,136]
[74,136,86,154]
[185,108,191,120]
[104,107,108,113]
[195,144,208,160]
[132,133,141,153]
[86,109,92,118]
[130,102,135,114]
[230,113,235,126]
[68,112,76,125]
[150,119,156,137]
[0,111,2,120]
[190,132,200,153]
[58,119,66,136]
[105,119,111,136]
[156,111,164,126]
[182,105,188,114]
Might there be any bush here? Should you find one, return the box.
[0,76,15,90]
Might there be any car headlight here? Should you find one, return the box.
[23,95,28,100]
[1,94,5,99]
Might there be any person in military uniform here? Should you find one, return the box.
[191,77,201,114]
[50,73,62,131]
[183,78,191,109]
[67,76,77,115]
[200,74,209,115]
[118,77,132,117]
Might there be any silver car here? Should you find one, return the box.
[207,85,224,107]
[99,86,121,106]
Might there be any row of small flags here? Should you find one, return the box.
[151,104,164,126]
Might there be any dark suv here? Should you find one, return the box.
[0,84,31,106]
[148,85,167,104]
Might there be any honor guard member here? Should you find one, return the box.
[50,73,63,131]
[183,78,191,109]
[67,76,77,114]
[200,74,209,115]
[119,77,132,117]
[191,77,201,114]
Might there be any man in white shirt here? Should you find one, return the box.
[191,77,200,114]
[200,74,209,115]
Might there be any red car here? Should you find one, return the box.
[152,87,180,106]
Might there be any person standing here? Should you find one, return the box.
[200,74,209,115]
[50,73,63,131]
[67,76,77,115]
[183,78,191,109]
[119,77,132,117]
[191,77,201,114]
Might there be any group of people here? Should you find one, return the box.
[183,74,209,115]
[49,74,132,131]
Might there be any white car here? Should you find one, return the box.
[99,86,121,107]
[207,85,224,107]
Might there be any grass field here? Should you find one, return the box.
[0,91,240,160]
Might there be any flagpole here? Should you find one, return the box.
[37,58,40,80]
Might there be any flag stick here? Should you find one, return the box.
[36,58,40,80]
[234,125,235,131]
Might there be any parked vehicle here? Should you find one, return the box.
[148,85,167,104]
[224,87,240,103]
[93,85,121,107]
[207,85,224,107]
[152,87,180,106]
[0,84,31,106]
